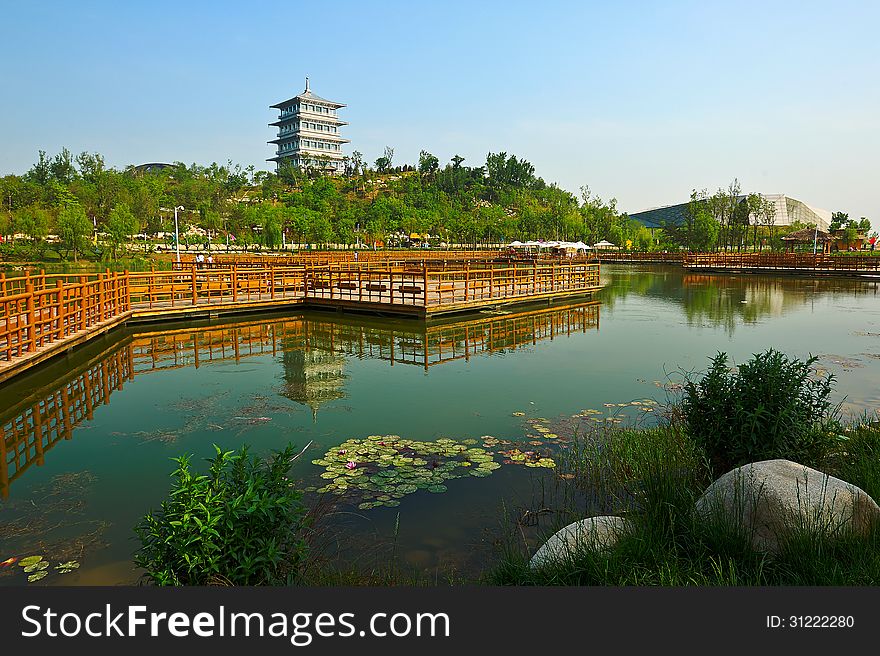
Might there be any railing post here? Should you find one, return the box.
[191,263,198,305]
[26,284,36,353]
[423,264,428,307]
[123,270,130,311]
[98,274,106,322]
[232,265,238,302]
[56,279,65,340]
[533,261,537,295]
[79,276,87,331]
[270,263,276,300]
[464,263,470,302]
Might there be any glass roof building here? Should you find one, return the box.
[630,194,831,231]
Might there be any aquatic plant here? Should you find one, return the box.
[310,436,504,510]
[135,443,309,586]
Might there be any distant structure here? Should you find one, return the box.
[130,162,175,175]
[630,194,831,231]
[268,77,349,173]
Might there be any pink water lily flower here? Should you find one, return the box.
[338,449,347,455]
[345,461,357,470]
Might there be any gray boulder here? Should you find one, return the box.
[529,515,631,570]
[696,459,880,553]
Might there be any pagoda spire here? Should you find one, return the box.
[305,76,310,93]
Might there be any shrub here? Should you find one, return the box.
[135,444,308,586]
[681,349,836,476]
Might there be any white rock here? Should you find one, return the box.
[529,515,631,570]
[696,459,880,553]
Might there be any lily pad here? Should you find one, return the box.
[24,561,49,573]
[426,484,447,493]
[27,571,48,583]
[18,556,43,568]
[55,561,80,574]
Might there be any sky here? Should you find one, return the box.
[1,0,878,218]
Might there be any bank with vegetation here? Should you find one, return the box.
[130,348,880,586]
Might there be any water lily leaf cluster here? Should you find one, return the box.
[499,448,556,468]
[309,436,501,509]
[9,555,80,583]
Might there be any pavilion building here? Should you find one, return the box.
[268,78,349,173]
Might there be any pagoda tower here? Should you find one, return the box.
[268,77,349,173]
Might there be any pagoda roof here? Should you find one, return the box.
[270,80,345,109]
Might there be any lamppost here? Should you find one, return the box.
[174,205,184,264]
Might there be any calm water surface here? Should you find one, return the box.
[2,265,879,584]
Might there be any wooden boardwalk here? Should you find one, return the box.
[0,260,600,384]
[683,253,880,275]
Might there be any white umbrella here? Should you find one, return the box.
[593,240,616,248]
[507,240,524,247]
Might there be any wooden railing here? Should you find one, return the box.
[1,272,129,361]
[170,250,499,270]
[684,253,880,271]
[595,252,687,263]
[0,261,601,365]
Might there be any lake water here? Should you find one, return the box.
[2,264,879,585]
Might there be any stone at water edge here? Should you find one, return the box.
[695,459,880,554]
[529,516,631,570]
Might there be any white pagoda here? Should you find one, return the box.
[268,77,349,173]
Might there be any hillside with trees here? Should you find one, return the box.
[0,148,649,261]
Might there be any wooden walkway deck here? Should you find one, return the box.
[683,253,880,276]
[0,261,600,384]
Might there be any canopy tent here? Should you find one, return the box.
[593,240,618,250]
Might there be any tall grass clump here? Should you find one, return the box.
[135,444,309,586]
[829,420,880,501]
[681,349,837,476]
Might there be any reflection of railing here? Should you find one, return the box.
[290,303,600,368]
[1,346,133,499]
[684,253,880,271]
[0,262,601,372]
[0,302,600,498]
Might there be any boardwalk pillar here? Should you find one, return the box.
[423,264,428,308]
[25,283,36,353]
[56,279,65,340]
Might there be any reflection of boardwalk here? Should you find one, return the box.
[0,302,600,498]
[0,261,600,383]
[0,345,133,499]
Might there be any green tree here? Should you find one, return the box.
[418,150,439,179]
[57,203,93,262]
[829,211,848,232]
[105,203,138,259]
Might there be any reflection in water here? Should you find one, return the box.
[600,265,880,334]
[0,302,600,499]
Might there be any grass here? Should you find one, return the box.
[488,419,880,586]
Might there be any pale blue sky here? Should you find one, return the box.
[1,0,877,218]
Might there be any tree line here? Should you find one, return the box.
[0,148,652,260]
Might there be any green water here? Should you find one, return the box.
[1,264,879,585]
